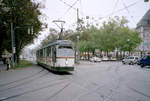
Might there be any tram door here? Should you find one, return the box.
[52,46,56,66]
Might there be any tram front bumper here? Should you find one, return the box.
[52,67,74,72]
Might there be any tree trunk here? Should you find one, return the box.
[92,51,94,56]
[129,51,131,56]
[88,51,90,60]
[16,52,20,64]
[106,51,108,57]
[86,48,90,60]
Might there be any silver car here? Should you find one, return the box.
[122,56,139,65]
[90,57,102,62]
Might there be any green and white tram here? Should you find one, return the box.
[36,40,75,72]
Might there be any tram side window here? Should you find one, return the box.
[36,52,37,58]
[44,48,46,57]
[40,50,43,57]
[38,51,40,58]
[52,46,56,62]
[36,51,38,58]
[47,46,51,57]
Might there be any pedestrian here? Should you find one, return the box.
[6,56,10,70]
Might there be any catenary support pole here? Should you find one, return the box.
[11,22,15,67]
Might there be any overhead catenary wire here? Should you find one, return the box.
[58,0,84,31]
[101,0,142,19]
[58,0,83,17]
[85,0,141,27]
[79,0,84,16]
[58,0,77,11]
[121,0,136,24]
[58,0,141,29]
[64,0,80,14]
[110,0,120,17]
[54,0,76,29]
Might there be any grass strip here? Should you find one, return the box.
[13,60,34,69]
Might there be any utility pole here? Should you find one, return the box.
[76,8,80,63]
[11,24,33,67]
[11,22,15,67]
[52,20,65,40]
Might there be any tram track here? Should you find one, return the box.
[44,82,71,101]
[43,63,150,101]
[122,65,150,99]
[0,78,70,101]
[0,68,49,92]
[75,62,122,101]
[127,85,150,98]
[69,66,116,101]
[1,62,149,101]
[71,84,105,101]
[109,63,150,100]
[96,64,122,101]
[97,63,129,101]
[70,79,120,101]
[0,68,44,87]
[0,70,74,101]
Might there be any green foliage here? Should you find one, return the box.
[40,16,141,55]
[77,16,141,53]
[79,26,98,52]
[41,28,58,47]
[119,28,142,51]
[14,60,33,69]
[0,0,45,62]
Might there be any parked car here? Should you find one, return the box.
[137,58,142,65]
[102,56,109,61]
[122,56,139,65]
[139,55,150,68]
[90,57,102,62]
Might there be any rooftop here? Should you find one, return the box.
[137,9,150,28]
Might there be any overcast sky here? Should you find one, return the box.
[28,0,150,48]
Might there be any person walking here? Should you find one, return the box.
[6,56,10,70]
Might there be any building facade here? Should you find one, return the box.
[136,9,150,54]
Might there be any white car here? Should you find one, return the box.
[122,56,139,65]
[102,56,109,61]
[90,57,102,62]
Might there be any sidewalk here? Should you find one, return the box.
[0,61,7,71]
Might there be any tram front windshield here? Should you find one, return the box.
[57,45,74,57]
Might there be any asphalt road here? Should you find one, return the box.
[0,61,150,101]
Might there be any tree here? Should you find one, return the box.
[0,0,46,63]
[78,16,141,57]
[41,28,58,47]
[119,28,142,52]
[39,16,142,60]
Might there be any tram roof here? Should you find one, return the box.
[39,40,74,50]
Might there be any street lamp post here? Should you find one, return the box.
[11,24,33,67]
[127,39,130,56]
[11,22,15,67]
[86,16,89,28]
[76,35,80,63]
